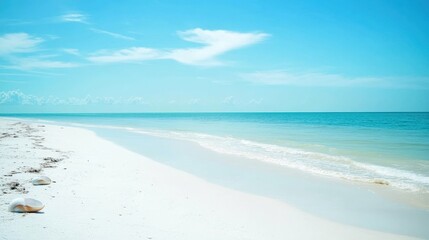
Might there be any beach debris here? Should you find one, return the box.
[40,162,54,168]
[0,133,11,139]
[10,170,22,175]
[25,167,42,173]
[43,157,62,163]
[40,157,64,168]
[6,181,27,193]
[8,181,20,190]
[8,198,44,213]
[32,176,52,186]
[373,179,390,186]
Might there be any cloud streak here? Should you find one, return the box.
[59,13,87,23]
[88,47,161,63]
[89,28,135,41]
[5,57,78,70]
[58,12,134,41]
[240,70,429,88]
[88,28,269,66]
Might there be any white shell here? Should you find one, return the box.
[32,176,51,185]
[8,198,44,213]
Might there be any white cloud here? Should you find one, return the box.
[60,13,87,23]
[89,28,135,41]
[88,47,161,63]
[167,28,268,65]
[0,33,43,55]
[0,90,148,105]
[88,28,269,66]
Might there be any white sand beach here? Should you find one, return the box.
[0,118,417,240]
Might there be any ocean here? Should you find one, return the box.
[3,112,429,237]
[4,112,429,193]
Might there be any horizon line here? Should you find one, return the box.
[1,111,428,115]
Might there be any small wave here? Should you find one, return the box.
[132,129,429,193]
[27,120,429,193]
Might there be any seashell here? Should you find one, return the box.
[8,198,44,213]
[31,176,51,185]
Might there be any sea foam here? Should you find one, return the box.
[133,129,429,192]
[45,121,429,192]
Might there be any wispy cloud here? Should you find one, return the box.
[62,48,80,56]
[88,47,161,63]
[58,12,134,41]
[59,13,87,23]
[0,33,43,55]
[89,28,135,41]
[88,28,269,66]
[167,28,268,65]
[0,19,35,26]
[240,70,429,88]
[5,57,78,70]
[0,90,148,105]
[0,33,79,70]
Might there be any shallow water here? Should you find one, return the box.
[5,112,429,192]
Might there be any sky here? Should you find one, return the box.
[0,0,428,113]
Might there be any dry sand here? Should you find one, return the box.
[0,118,417,239]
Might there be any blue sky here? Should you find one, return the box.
[0,0,428,113]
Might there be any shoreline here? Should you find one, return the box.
[94,126,429,235]
[0,118,420,239]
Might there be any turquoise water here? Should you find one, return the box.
[3,112,429,192]
[3,112,429,237]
